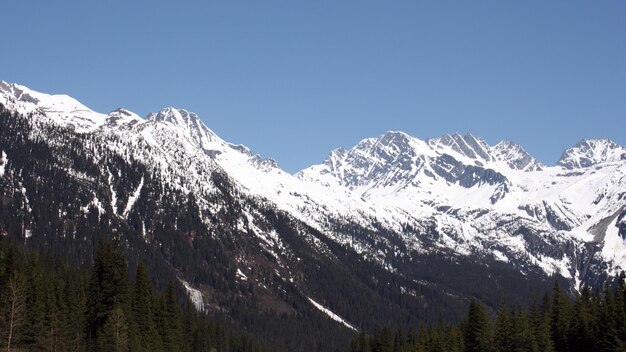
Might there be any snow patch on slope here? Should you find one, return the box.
[0,151,6,177]
[108,170,118,215]
[307,297,357,331]
[123,177,144,217]
[81,196,105,215]
[181,280,205,312]
[601,217,626,274]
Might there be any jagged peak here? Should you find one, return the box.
[321,148,349,169]
[428,132,492,162]
[147,107,200,125]
[0,81,40,104]
[106,108,143,127]
[492,140,544,171]
[145,107,219,142]
[329,147,348,159]
[373,131,415,149]
[379,130,412,139]
[558,138,626,169]
[354,131,432,159]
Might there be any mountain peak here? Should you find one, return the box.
[0,81,41,105]
[0,81,106,132]
[147,107,200,126]
[492,140,544,171]
[374,131,415,150]
[145,107,221,148]
[106,108,142,127]
[428,132,492,162]
[558,138,626,169]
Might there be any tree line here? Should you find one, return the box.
[0,236,273,352]
[347,278,626,352]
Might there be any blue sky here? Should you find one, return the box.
[3,1,625,172]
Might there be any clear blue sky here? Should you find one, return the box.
[3,1,625,172]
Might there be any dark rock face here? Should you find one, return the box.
[458,166,508,188]
[618,209,626,239]
[431,154,463,183]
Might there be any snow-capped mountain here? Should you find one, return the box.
[1,81,625,338]
[558,138,626,169]
[298,129,626,279]
[0,81,108,132]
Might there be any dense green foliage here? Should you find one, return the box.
[0,237,272,352]
[348,279,626,352]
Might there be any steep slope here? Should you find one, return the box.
[0,81,108,131]
[0,82,489,351]
[1,80,626,349]
[558,138,626,169]
[299,131,626,289]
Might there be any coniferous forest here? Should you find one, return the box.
[0,236,272,352]
[346,279,626,352]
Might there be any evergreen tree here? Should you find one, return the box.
[162,281,186,352]
[130,261,162,352]
[570,285,596,352]
[4,272,24,352]
[99,307,129,352]
[371,326,393,352]
[463,299,492,352]
[550,281,570,352]
[598,287,623,352]
[530,294,553,352]
[85,236,130,351]
[494,302,513,352]
[20,253,46,347]
[510,308,537,352]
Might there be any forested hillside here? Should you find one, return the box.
[0,236,272,352]
[347,278,626,352]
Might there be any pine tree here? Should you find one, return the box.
[371,326,393,352]
[130,261,162,352]
[463,299,492,352]
[510,308,537,352]
[20,253,46,347]
[598,286,623,352]
[85,236,130,350]
[530,294,553,352]
[183,297,199,352]
[99,307,129,352]
[357,331,370,352]
[163,281,186,352]
[494,301,513,352]
[550,280,571,352]
[5,272,24,352]
[570,285,596,352]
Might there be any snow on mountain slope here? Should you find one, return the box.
[492,140,545,171]
[106,108,142,127]
[2,80,626,287]
[299,131,626,278]
[558,139,626,169]
[0,81,108,132]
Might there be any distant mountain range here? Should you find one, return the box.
[1,80,625,350]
